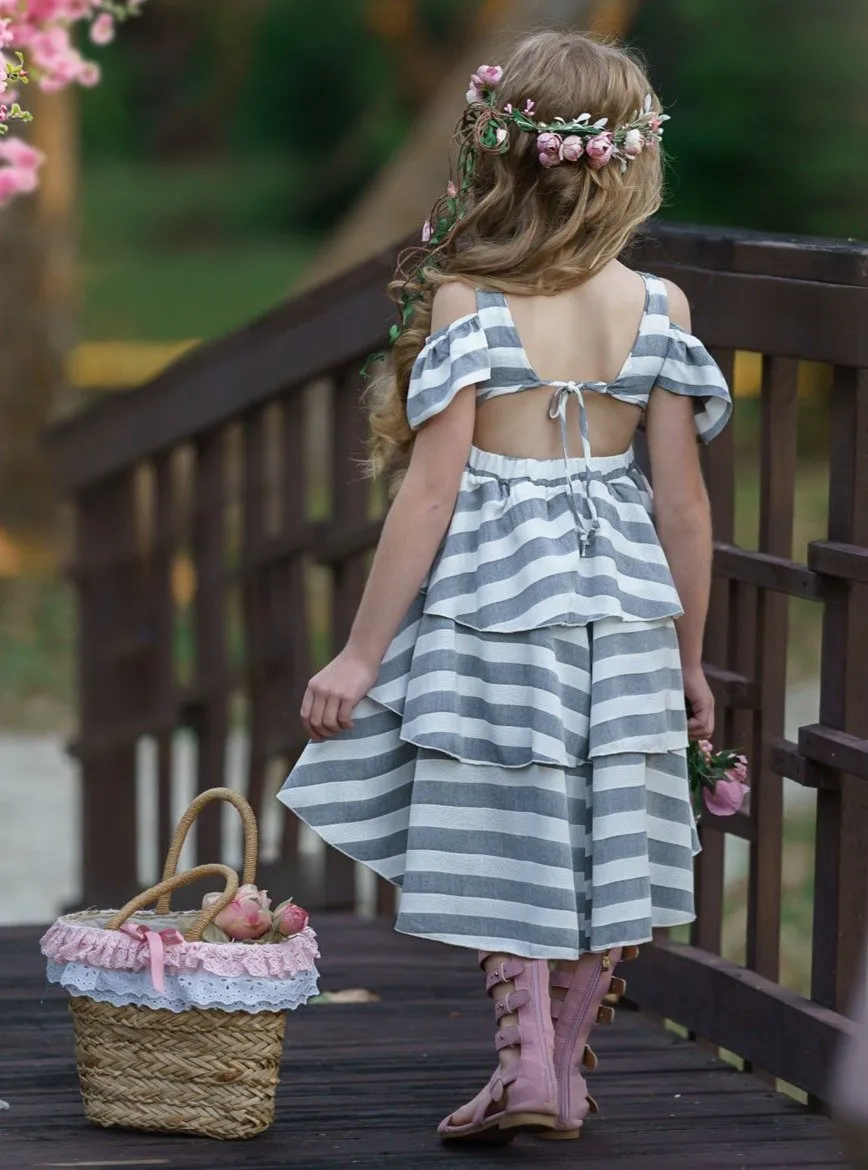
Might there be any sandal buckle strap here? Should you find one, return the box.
[494,987,530,1021]
[495,1024,522,1051]
[485,957,526,992]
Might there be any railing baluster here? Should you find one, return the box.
[278,388,311,870]
[152,452,176,867]
[323,364,370,909]
[75,472,143,905]
[243,409,269,823]
[746,355,798,981]
[191,428,228,865]
[693,348,736,956]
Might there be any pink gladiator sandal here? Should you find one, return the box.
[537,945,639,1140]
[438,954,559,1142]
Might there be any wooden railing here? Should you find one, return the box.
[47,222,868,1104]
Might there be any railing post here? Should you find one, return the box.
[812,366,868,1011]
[74,472,144,906]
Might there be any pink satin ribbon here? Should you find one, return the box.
[120,924,185,992]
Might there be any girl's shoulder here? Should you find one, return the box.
[431,281,479,333]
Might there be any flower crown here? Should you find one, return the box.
[465,63,668,173]
[364,65,669,374]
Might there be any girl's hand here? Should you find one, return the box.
[300,649,379,742]
[683,666,715,741]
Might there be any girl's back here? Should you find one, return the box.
[436,262,681,461]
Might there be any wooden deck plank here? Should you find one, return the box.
[0,916,847,1169]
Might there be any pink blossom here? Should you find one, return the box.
[0,136,44,171]
[77,60,101,87]
[465,80,483,104]
[586,131,615,169]
[90,13,115,45]
[0,167,25,202]
[560,134,584,162]
[622,128,644,158]
[0,164,37,200]
[273,899,310,937]
[649,114,663,133]
[523,99,535,115]
[698,739,714,760]
[495,126,507,145]
[536,131,562,157]
[0,105,7,122]
[703,777,749,817]
[538,150,560,168]
[67,1,96,17]
[0,18,13,48]
[421,219,432,243]
[475,64,503,88]
[726,756,748,783]
[446,180,457,197]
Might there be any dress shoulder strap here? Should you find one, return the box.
[638,271,671,328]
[474,287,508,312]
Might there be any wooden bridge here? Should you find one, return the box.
[3,222,868,1167]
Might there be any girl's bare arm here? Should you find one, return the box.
[645,282,715,739]
[301,287,477,741]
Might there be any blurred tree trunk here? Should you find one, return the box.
[0,87,77,552]
[137,0,268,159]
[305,0,632,286]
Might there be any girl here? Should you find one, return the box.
[279,30,730,1143]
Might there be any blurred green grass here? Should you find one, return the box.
[80,159,321,342]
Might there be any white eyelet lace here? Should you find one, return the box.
[46,959,319,1014]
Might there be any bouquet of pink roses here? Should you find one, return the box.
[687,739,749,820]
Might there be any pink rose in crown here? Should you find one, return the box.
[586,131,615,169]
[560,135,584,162]
[475,64,503,88]
[649,114,664,133]
[537,131,563,157]
[702,775,749,817]
[622,128,645,158]
[538,151,561,168]
[273,899,310,937]
[202,884,272,941]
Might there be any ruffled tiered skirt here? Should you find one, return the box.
[278,447,699,959]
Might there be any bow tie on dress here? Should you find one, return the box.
[548,381,607,554]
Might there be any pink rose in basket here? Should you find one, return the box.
[273,899,310,937]
[202,883,272,941]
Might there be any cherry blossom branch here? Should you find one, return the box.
[0,1,147,205]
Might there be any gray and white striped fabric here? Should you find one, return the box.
[421,447,684,630]
[406,273,731,443]
[278,269,730,958]
[279,595,698,958]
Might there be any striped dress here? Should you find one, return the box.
[278,273,732,960]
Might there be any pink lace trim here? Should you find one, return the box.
[40,913,319,979]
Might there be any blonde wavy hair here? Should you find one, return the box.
[366,30,664,481]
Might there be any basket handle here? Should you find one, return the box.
[155,787,258,914]
[104,863,239,942]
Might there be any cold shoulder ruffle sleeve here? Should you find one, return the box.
[657,323,732,443]
[406,314,491,430]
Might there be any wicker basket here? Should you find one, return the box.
[59,788,303,1140]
